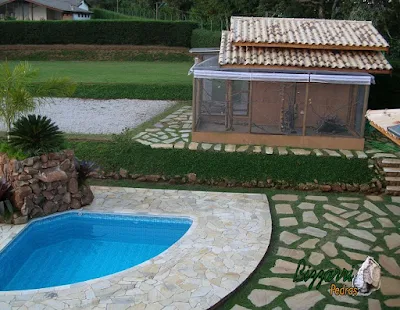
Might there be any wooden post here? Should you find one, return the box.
[360,85,371,137]
[192,78,197,132]
[248,81,253,133]
[348,85,358,131]
[302,83,309,136]
[346,85,354,127]
[225,80,232,130]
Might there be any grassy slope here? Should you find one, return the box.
[5,61,192,85]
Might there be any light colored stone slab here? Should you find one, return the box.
[278,147,288,155]
[272,194,298,201]
[384,299,400,308]
[173,141,185,149]
[355,212,372,222]
[201,143,213,150]
[323,223,340,231]
[164,137,180,144]
[365,149,381,154]
[323,149,341,157]
[270,259,298,274]
[248,289,281,307]
[299,238,320,249]
[231,306,251,310]
[305,195,328,201]
[298,227,327,238]
[309,252,325,265]
[265,147,274,154]
[297,202,315,209]
[214,144,221,151]
[188,142,198,150]
[279,217,298,227]
[337,236,370,252]
[258,277,295,290]
[302,211,318,224]
[324,305,359,310]
[340,211,360,219]
[379,254,400,277]
[236,145,249,152]
[331,259,352,270]
[340,203,359,210]
[381,277,400,296]
[343,250,367,261]
[285,291,325,310]
[366,195,383,202]
[321,242,338,257]
[313,149,323,156]
[373,246,383,252]
[377,217,395,228]
[253,146,262,153]
[275,204,293,214]
[385,204,400,216]
[340,150,354,158]
[150,143,173,149]
[368,299,381,310]
[357,221,374,229]
[323,213,349,227]
[332,294,359,305]
[347,228,377,242]
[323,204,347,215]
[279,232,301,245]
[373,229,385,233]
[392,197,400,203]
[225,144,236,152]
[363,201,387,216]
[277,247,305,260]
[372,153,397,158]
[355,151,368,159]
[291,149,311,155]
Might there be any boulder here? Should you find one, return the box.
[81,185,94,206]
[43,201,57,215]
[70,198,81,209]
[37,168,68,183]
[68,178,79,194]
[13,186,33,209]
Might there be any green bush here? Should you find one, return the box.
[191,29,221,48]
[369,67,400,109]
[0,142,27,160]
[9,115,65,156]
[0,20,198,47]
[68,139,374,185]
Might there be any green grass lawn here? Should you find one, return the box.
[6,61,192,85]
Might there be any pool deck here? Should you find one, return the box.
[0,187,272,309]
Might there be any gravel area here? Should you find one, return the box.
[0,98,175,134]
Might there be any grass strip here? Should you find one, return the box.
[69,139,375,184]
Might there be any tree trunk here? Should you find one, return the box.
[331,0,340,19]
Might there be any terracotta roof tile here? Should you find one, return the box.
[230,17,389,50]
[219,31,392,72]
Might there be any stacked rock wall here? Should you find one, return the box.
[0,150,93,224]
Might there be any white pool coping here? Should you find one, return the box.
[0,186,272,309]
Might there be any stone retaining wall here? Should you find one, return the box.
[90,167,387,195]
[0,150,94,224]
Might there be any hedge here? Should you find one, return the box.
[68,140,374,184]
[369,67,400,109]
[191,29,221,48]
[0,20,198,47]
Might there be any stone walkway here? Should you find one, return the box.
[0,187,271,310]
[132,106,400,159]
[226,194,400,310]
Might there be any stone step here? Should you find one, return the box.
[385,186,400,196]
[383,167,400,177]
[380,158,400,168]
[385,177,400,186]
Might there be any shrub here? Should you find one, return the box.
[9,115,65,156]
[0,178,13,219]
[75,159,99,186]
[191,29,221,48]
[0,142,27,160]
[0,20,198,47]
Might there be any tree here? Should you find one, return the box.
[0,62,76,140]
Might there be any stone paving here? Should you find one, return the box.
[227,194,400,310]
[0,187,272,310]
[132,106,400,159]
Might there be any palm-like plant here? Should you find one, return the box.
[0,61,76,140]
[9,115,65,156]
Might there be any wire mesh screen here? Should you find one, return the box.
[194,78,366,138]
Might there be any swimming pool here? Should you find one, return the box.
[0,212,192,291]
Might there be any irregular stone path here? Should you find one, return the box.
[226,194,400,310]
[133,106,400,159]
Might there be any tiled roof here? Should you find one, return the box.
[0,0,92,13]
[230,16,389,50]
[219,31,392,72]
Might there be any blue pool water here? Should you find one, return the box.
[0,212,192,291]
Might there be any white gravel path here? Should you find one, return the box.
[0,98,175,134]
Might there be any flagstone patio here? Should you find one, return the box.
[132,106,400,159]
[223,194,400,310]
